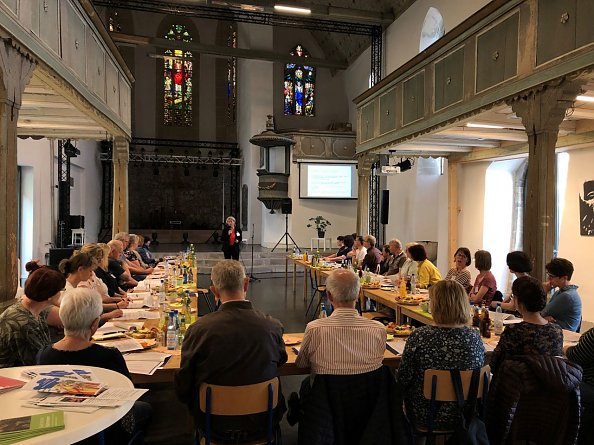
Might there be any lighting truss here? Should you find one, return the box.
[99,152,242,166]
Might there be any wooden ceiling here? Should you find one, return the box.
[380,86,594,162]
[18,73,111,141]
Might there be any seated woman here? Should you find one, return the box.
[490,276,563,376]
[409,244,442,289]
[346,236,367,267]
[0,262,65,367]
[80,243,126,302]
[491,251,532,310]
[379,244,392,275]
[396,243,419,284]
[444,247,472,292]
[60,251,126,321]
[37,288,152,444]
[323,235,353,262]
[398,280,485,430]
[136,235,158,267]
[469,250,497,306]
[125,234,154,279]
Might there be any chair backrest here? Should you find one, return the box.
[423,365,491,402]
[199,377,279,416]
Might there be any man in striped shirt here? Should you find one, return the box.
[296,269,386,375]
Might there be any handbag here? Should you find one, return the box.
[445,369,489,445]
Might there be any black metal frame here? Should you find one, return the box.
[99,140,114,241]
[369,160,380,241]
[95,0,383,82]
[57,140,71,248]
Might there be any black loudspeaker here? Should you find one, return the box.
[49,247,76,268]
[70,215,85,229]
[380,190,389,225]
[281,198,292,215]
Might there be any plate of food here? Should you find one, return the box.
[396,295,428,305]
[385,323,414,336]
[137,339,157,349]
[361,283,381,289]
[128,328,159,339]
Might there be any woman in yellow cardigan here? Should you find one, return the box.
[408,244,442,289]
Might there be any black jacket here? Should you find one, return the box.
[220,224,242,252]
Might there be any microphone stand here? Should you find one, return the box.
[247,224,259,282]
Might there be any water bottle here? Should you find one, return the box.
[494,303,504,335]
[182,267,188,284]
[410,274,417,294]
[166,310,177,350]
[319,302,327,318]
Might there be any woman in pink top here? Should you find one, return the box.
[469,249,497,306]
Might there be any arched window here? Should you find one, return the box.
[419,7,445,52]
[284,45,315,116]
[163,24,193,126]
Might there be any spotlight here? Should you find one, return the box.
[397,158,412,172]
[63,139,80,157]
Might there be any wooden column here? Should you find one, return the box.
[0,40,35,303]
[510,80,582,281]
[356,154,375,236]
[112,136,129,237]
[448,160,458,262]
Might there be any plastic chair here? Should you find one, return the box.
[305,267,326,320]
[413,365,490,440]
[197,377,280,445]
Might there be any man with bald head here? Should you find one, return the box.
[296,269,386,375]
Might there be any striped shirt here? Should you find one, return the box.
[296,308,386,375]
[566,327,594,385]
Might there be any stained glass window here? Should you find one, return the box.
[163,24,193,126]
[284,45,315,116]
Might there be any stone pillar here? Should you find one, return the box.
[356,154,375,236]
[510,79,582,281]
[112,136,129,237]
[0,40,35,303]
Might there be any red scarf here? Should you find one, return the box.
[229,228,235,246]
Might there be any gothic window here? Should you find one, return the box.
[284,45,315,116]
[163,24,193,126]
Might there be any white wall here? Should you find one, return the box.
[558,146,594,324]
[17,138,102,269]
[383,157,449,272]
[344,0,491,126]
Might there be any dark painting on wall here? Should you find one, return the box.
[579,180,594,236]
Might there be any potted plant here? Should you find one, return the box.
[307,216,331,238]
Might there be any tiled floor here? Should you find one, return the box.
[143,273,308,444]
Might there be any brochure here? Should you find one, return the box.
[0,411,64,444]
[25,377,104,396]
[0,377,25,395]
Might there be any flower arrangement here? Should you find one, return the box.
[307,216,331,235]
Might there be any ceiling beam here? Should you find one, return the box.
[111,31,349,69]
[438,128,528,142]
[18,128,111,140]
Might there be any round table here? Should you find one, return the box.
[0,365,134,444]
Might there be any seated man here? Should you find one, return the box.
[296,268,386,375]
[175,260,287,441]
[542,257,582,332]
[385,238,407,276]
[361,235,383,272]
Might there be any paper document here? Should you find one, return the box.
[113,321,144,330]
[386,339,406,355]
[124,352,171,375]
[95,322,127,335]
[95,338,145,353]
[116,309,160,320]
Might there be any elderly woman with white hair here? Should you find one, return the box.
[37,288,152,444]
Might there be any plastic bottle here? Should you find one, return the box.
[472,306,481,328]
[410,274,417,294]
[178,313,187,347]
[399,278,407,299]
[494,303,504,336]
[167,310,179,350]
[319,302,327,318]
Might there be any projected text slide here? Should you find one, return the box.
[307,165,352,198]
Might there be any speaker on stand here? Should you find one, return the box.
[380,190,389,245]
[272,198,299,252]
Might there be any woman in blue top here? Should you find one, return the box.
[542,257,582,332]
[398,280,485,430]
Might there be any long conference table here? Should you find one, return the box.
[122,260,581,385]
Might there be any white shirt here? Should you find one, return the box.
[296,308,386,375]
